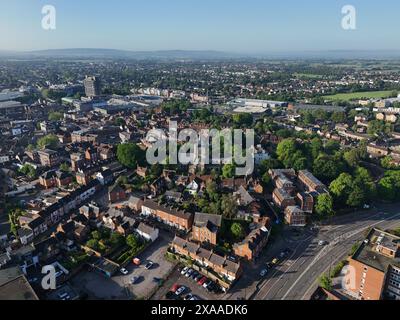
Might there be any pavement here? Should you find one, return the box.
[224,203,400,301]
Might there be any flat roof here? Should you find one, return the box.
[0,275,38,300]
[352,228,400,272]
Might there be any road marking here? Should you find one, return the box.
[298,213,400,300]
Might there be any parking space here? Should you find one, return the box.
[152,266,225,301]
[70,230,176,300]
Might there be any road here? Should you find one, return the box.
[225,203,400,301]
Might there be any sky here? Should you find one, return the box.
[0,0,399,53]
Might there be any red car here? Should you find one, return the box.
[171,284,180,292]
[198,276,207,286]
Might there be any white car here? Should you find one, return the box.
[318,240,328,246]
[175,286,187,296]
[120,268,129,275]
[181,267,189,275]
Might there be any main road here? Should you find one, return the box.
[225,203,400,301]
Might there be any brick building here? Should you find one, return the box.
[192,213,222,245]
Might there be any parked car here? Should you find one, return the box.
[185,269,194,278]
[318,240,328,246]
[181,267,189,275]
[133,258,141,266]
[175,286,187,296]
[203,280,213,289]
[171,284,180,292]
[190,295,200,300]
[194,274,203,282]
[184,293,194,300]
[272,258,279,265]
[266,262,273,269]
[190,271,199,279]
[260,269,268,277]
[130,276,139,284]
[120,268,129,275]
[198,276,207,286]
[145,261,154,270]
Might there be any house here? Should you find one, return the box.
[296,192,314,213]
[367,143,389,158]
[56,220,90,242]
[186,177,201,195]
[96,169,114,186]
[108,184,127,203]
[284,206,307,227]
[164,190,182,202]
[141,200,194,231]
[233,218,270,261]
[136,222,159,242]
[272,188,296,209]
[170,236,242,289]
[298,170,329,195]
[128,195,144,212]
[37,149,60,167]
[192,213,222,245]
[233,186,255,207]
[17,227,34,245]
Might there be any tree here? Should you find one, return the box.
[60,162,70,172]
[115,117,126,126]
[91,231,101,241]
[315,194,334,218]
[354,167,376,199]
[222,164,235,179]
[126,234,139,249]
[37,134,59,150]
[48,111,63,121]
[309,138,323,160]
[231,223,245,240]
[232,113,253,127]
[19,164,36,178]
[8,207,25,237]
[346,185,366,208]
[117,143,145,169]
[378,171,400,201]
[324,140,340,155]
[319,274,333,291]
[344,148,365,168]
[313,154,344,183]
[221,195,238,219]
[329,173,353,201]
[381,156,399,169]
[86,239,100,251]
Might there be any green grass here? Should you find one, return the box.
[323,90,396,101]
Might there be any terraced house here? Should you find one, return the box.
[170,236,242,290]
[141,200,194,232]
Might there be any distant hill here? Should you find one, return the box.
[1,48,400,60]
[20,48,244,60]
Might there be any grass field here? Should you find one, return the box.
[323,90,396,101]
